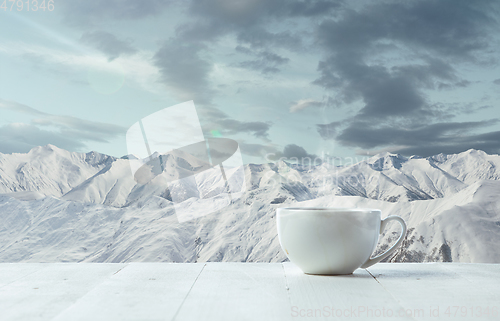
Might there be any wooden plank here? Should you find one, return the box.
[51,263,206,321]
[0,263,49,288]
[0,263,499,321]
[440,263,500,297]
[283,262,411,320]
[174,263,291,321]
[0,263,127,321]
[367,263,500,321]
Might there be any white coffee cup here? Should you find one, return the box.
[277,207,407,275]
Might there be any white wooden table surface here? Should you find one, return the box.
[0,263,498,321]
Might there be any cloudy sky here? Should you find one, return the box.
[1,0,500,164]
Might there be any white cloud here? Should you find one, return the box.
[289,99,323,113]
[0,122,86,153]
[0,99,126,153]
[0,42,162,95]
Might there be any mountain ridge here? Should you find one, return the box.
[1,145,500,263]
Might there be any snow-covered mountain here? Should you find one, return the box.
[0,144,114,197]
[1,145,499,263]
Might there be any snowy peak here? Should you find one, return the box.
[83,150,115,167]
[0,145,115,197]
[368,152,408,170]
[27,144,59,155]
[431,149,500,184]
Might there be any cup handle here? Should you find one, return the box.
[360,216,407,269]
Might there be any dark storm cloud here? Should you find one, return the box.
[179,0,343,51]
[169,0,343,86]
[393,129,500,157]
[80,31,137,61]
[60,0,174,26]
[267,144,319,163]
[285,0,343,17]
[162,0,342,100]
[437,103,493,116]
[317,121,342,139]
[335,119,500,157]
[494,79,500,85]
[315,57,442,120]
[314,56,476,120]
[169,0,344,48]
[152,0,343,141]
[392,58,458,89]
[315,0,497,101]
[437,79,472,90]
[337,120,497,149]
[317,1,495,60]
[235,46,289,74]
[187,0,342,33]
[217,118,271,139]
[241,142,323,164]
[314,0,500,155]
[281,144,317,159]
[198,106,272,139]
[236,28,303,51]
[154,41,214,104]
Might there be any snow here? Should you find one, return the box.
[1,145,500,263]
[0,144,114,197]
[0,191,45,201]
